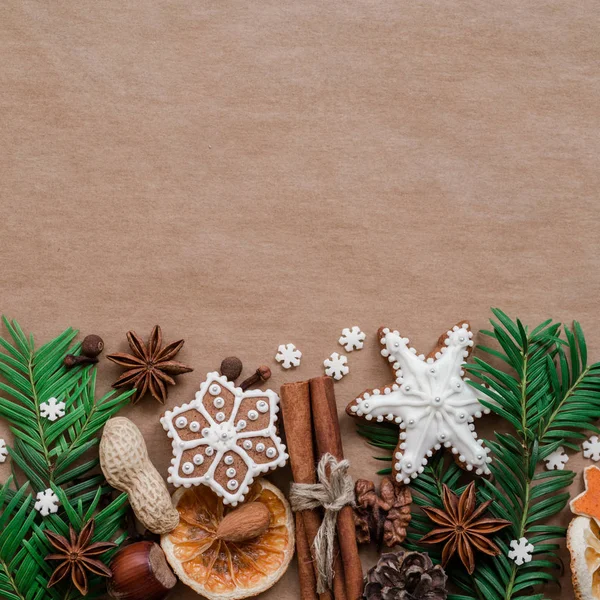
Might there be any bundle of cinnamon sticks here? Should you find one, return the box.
[280,376,363,600]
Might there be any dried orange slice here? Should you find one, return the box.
[568,516,600,600]
[161,479,294,600]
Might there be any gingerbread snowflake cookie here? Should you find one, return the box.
[161,372,288,505]
[346,322,491,485]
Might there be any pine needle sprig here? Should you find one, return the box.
[0,316,134,492]
[0,319,133,599]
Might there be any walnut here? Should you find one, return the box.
[353,476,412,548]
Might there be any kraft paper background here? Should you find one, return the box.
[1,1,599,598]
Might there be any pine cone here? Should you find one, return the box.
[363,551,447,600]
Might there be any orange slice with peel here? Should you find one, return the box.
[161,479,294,600]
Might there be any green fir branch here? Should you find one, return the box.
[0,319,133,600]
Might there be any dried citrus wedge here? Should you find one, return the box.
[161,479,294,600]
[568,516,600,600]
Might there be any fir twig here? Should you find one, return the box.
[0,319,133,600]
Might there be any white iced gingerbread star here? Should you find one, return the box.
[161,372,288,506]
[346,322,491,485]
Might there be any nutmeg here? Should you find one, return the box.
[108,541,176,600]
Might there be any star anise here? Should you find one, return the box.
[44,519,116,596]
[107,325,193,404]
[420,482,510,574]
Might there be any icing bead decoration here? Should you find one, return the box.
[161,372,288,505]
[346,322,492,485]
[190,421,200,432]
[176,417,188,429]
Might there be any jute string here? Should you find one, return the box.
[289,453,355,593]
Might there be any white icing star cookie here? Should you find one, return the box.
[161,372,288,505]
[346,322,491,485]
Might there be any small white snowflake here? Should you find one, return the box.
[508,537,534,565]
[544,446,569,470]
[0,439,7,463]
[39,397,65,422]
[324,353,349,381]
[275,344,302,369]
[339,326,366,352]
[583,436,600,461]
[34,489,60,517]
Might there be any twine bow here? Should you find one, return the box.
[289,453,355,593]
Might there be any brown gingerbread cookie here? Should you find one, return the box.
[161,372,288,506]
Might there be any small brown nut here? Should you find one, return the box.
[220,356,243,381]
[216,502,271,542]
[100,417,179,535]
[82,334,104,358]
[108,541,176,600]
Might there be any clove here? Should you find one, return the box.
[64,354,99,368]
[240,366,271,391]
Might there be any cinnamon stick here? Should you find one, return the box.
[280,381,329,600]
[309,376,364,600]
[296,513,318,600]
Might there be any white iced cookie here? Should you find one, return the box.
[161,372,288,506]
[346,322,492,485]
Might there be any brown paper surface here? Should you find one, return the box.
[1,1,599,598]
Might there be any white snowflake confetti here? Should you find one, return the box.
[34,489,60,517]
[339,326,366,352]
[544,446,569,470]
[324,353,349,381]
[347,323,492,485]
[583,436,600,461]
[508,537,534,565]
[275,344,302,369]
[0,439,7,463]
[39,397,65,422]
